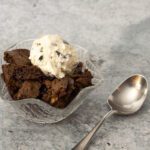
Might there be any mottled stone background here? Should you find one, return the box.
[0,0,150,150]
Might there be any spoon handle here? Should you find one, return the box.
[72,110,117,150]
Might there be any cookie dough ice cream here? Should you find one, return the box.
[29,35,78,78]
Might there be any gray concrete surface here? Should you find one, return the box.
[0,0,150,149]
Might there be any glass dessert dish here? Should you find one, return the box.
[0,39,102,123]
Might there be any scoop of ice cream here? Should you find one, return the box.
[29,35,78,78]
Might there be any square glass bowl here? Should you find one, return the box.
[0,39,102,123]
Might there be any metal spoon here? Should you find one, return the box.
[72,74,148,150]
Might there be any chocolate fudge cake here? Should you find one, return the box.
[1,49,93,108]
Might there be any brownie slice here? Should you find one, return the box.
[71,62,93,88]
[2,63,45,81]
[52,77,76,108]
[13,65,45,80]
[2,64,15,84]
[41,77,75,108]
[72,62,83,75]
[4,49,31,65]
[15,81,41,99]
[75,69,93,88]
[2,64,23,98]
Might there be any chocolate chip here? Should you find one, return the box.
[51,43,57,46]
[66,54,71,57]
[56,50,61,56]
[39,55,43,61]
[40,47,43,52]
[37,43,41,46]
[56,50,67,59]
[63,40,69,45]
[63,54,71,59]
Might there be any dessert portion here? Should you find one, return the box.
[29,35,78,78]
[1,35,93,108]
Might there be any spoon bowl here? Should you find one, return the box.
[108,74,148,115]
